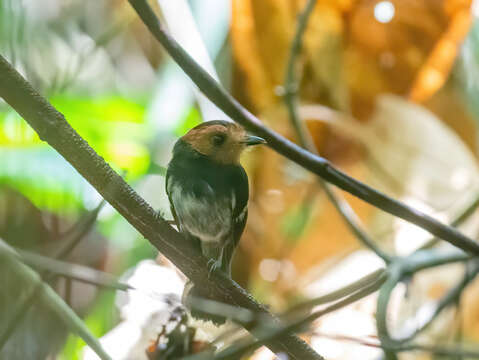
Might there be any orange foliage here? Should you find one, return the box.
[230,0,476,306]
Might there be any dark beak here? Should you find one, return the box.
[243,135,266,146]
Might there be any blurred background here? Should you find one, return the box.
[2,0,479,359]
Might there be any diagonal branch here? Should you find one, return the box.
[185,269,386,359]
[126,0,479,256]
[0,55,323,360]
[0,240,112,360]
[210,269,387,360]
[17,248,132,291]
[0,200,104,351]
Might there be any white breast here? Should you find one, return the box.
[169,182,232,243]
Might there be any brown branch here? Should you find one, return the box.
[126,0,479,256]
[0,55,324,360]
[210,269,387,360]
[185,269,386,359]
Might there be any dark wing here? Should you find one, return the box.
[166,170,200,248]
[222,165,249,275]
[231,165,249,244]
[165,172,178,225]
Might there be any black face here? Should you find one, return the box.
[211,133,227,147]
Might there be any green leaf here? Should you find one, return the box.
[51,95,146,123]
[174,107,201,136]
[0,147,91,211]
[51,95,151,178]
[0,95,152,211]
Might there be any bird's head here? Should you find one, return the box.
[181,120,266,165]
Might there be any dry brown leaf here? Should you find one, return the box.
[231,0,275,110]
[302,3,348,109]
[409,8,472,102]
[249,0,294,87]
[463,276,479,341]
[246,108,372,278]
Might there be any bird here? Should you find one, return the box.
[165,120,265,320]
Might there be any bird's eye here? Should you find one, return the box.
[212,134,226,146]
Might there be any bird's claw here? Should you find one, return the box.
[207,259,221,279]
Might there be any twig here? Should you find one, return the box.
[55,199,106,259]
[286,268,386,314]
[283,0,391,262]
[312,332,479,358]
[323,187,392,262]
[0,240,111,360]
[376,250,475,355]
[381,260,478,345]
[207,270,387,360]
[0,55,324,360]
[419,193,479,250]
[190,269,386,335]
[193,269,386,351]
[125,0,479,256]
[283,0,317,151]
[17,248,132,291]
[0,200,104,351]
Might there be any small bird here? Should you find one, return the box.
[166,120,265,318]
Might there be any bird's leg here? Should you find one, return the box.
[202,242,223,278]
[207,248,224,279]
[206,258,221,278]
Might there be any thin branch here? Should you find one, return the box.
[54,199,106,259]
[286,268,386,314]
[323,187,392,262]
[376,250,475,353]
[283,0,317,151]
[207,270,387,360]
[189,268,386,353]
[0,200,104,351]
[0,56,323,360]
[0,240,111,360]
[419,193,479,250]
[190,269,386,333]
[126,0,479,256]
[0,280,44,351]
[312,332,479,358]
[283,0,391,262]
[17,248,132,291]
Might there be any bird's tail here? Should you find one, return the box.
[182,280,226,325]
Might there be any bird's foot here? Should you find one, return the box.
[207,259,221,279]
